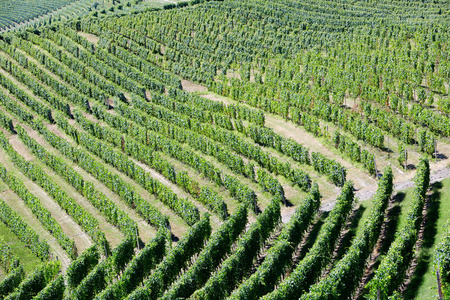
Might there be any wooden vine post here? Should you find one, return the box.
[374,157,378,179]
[136,226,140,251]
[404,149,408,170]
[435,138,438,163]
[436,269,444,300]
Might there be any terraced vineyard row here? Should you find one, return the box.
[0,0,99,32]
[0,0,449,299]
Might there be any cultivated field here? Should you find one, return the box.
[0,0,449,299]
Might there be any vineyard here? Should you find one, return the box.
[0,0,449,299]
[0,0,183,33]
[0,0,99,32]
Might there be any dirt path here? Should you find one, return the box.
[181,79,207,93]
[77,32,99,45]
[190,88,450,219]
[320,166,450,213]
[265,114,376,190]
[197,91,375,197]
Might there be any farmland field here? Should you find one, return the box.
[0,0,99,32]
[0,0,449,299]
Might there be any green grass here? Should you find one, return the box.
[0,168,43,278]
[0,221,43,278]
[0,181,7,192]
[407,178,450,300]
[356,177,450,299]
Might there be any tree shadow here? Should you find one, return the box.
[254,205,262,215]
[406,164,416,171]
[436,153,448,160]
[403,182,442,299]
[171,233,179,242]
[393,191,407,204]
[137,238,145,250]
[284,198,294,207]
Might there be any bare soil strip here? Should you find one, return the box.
[77,32,100,45]
[131,158,222,231]
[0,151,77,270]
[47,122,190,241]
[25,125,158,244]
[6,133,124,247]
[0,143,92,255]
[181,79,208,93]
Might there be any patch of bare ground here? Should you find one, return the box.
[6,133,124,248]
[145,90,153,99]
[160,45,166,55]
[79,109,98,122]
[77,32,100,45]
[226,69,241,80]
[200,92,233,105]
[8,134,35,161]
[181,79,208,93]
[264,114,375,191]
